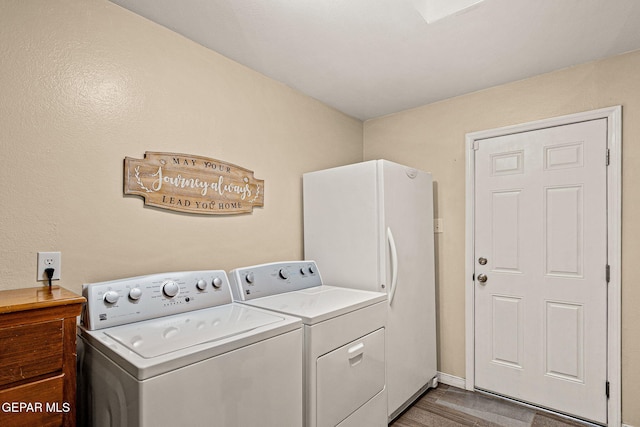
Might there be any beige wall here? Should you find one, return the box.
[0,0,362,292]
[364,50,640,425]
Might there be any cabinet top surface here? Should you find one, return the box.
[0,286,85,314]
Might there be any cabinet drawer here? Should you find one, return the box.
[0,374,64,427]
[0,320,63,387]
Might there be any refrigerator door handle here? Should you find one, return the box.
[387,227,399,306]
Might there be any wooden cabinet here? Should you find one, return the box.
[0,286,84,427]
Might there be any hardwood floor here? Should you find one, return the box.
[390,385,595,427]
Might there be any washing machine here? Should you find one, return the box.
[77,270,303,427]
[229,261,387,427]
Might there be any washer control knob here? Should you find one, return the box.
[279,268,289,280]
[196,279,207,291]
[163,280,180,298]
[128,287,142,300]
[212,277,223,289]
[103,290,119,304]
[245,272,254,284]
[300,268,307,275]
[308,265,316,274]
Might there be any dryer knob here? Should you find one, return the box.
[279,268,289,280]
[245,272,255,284]
[163,280,180,298]
[308,265,316,275]
[212,277,223,289]
[103,291,119,304]
[300,268,306,275]
[196,279,207,291]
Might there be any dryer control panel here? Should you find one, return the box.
[229,261,322,301]
[82,270,232,330]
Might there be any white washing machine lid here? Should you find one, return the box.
[240,285,387,324]
[79,303,301,380]
[105,304,283,358]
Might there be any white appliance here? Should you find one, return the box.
[229,261,387,427]
[303,159,437,421]
[77,270,303,427]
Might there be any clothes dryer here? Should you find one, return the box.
[229,261,387,427]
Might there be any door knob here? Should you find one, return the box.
[477,274,488,283]
[478,257,487,265]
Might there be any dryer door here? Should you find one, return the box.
[316,328,385,427]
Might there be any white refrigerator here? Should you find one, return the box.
[303,159,437,421]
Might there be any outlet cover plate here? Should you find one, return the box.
[37,251,61,281]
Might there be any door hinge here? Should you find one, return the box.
[472,273,475,281]
[473,141,480,150]
[606,381,610,399]
[606,264,610,283]
[606,149,610,166]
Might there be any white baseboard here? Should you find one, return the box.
[622,424,635,427]
[437,371,466,389]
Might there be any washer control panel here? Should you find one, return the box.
[82,270,232,330]
[229,261,322,301]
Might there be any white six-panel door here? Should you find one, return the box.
[473,119,608,424]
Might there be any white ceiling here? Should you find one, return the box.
[109,0,640,120]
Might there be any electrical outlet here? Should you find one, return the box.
[37,251,61,281]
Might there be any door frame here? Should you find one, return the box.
[464,106,621,426]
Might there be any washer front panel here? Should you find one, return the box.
[78,323,304,426]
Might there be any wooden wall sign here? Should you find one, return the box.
[124,152,264,215]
